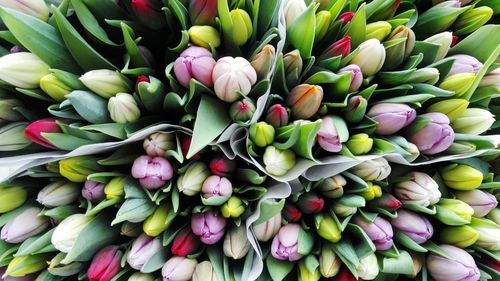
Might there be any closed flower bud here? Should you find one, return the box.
[24,118,61,149]
[407,67,440,84]
[229,99,256,122]
[479,67,500,87]
[343,96,367,123]
[188,25,221,49]
[51,214,92,253]
[332,201,358,218]
[427,245,480,281]
[0,52,49,89]
[221,196,245,218]
[0,0,49,21]
[263,146,296,176]
[486,208,500,225]
[223,225,250,259]
[192,261,217,281]
[318,175,346,199]
[436,198,474,225]
[79,70,131,99]
[37,180,79,207]
[127,234,162,270]
[384,26,416,70]
[453,6,493,35]
[128,273,155,281]
[456,190,497,218]
[284,0,307,28]
[132,155,173,190]
[0,185,27,214]
[423,31,453,61]
[361,182,382,201]
[282,203,302,222]
[174,46,216,88]
[131,0,166,30]
[409,113,455,155]
[212,57,257,102]
[253,213,281,242]
[271,223,303,261]
[452,108,495,135]
[171,228,200,257]
[5,254,49,278]
[283,50,303,78]
[209,155,236,177]
[394,172,441,206]
[319,36,351,61]
[0,98,23,123]
[440,73,476,97]
[356,253,379,280]
[201,175,233,205]
[353,215,393,250]
[315,11,331,41]
[366,21,392,41]
[338,11,354,24]
[177,162,210,196]
[191,211,226,245]
[315,213,341,243]
[316,115,348,153]
[319,245,341,278]
[367,103,416,135]
[440,225,479,248]
[426,98,469,122]
[230,9,252,46]
[441,163,483,190]
[120,222,142,237]
[338,64,363,92]
[143,132,175,157]
[470,217,500,251]
[298,259,320,281]
[346,133,373,155]
[143,203,174,236]
[104,177,125,199]
[350,158,391,181]
[251,45,275,79]
[39,73,71,101]
[108,93,141,124]
[189,0,217,25]
[350,39,386,76]
[435,0,461,8]
[60,156,102,182]
[162,257,197,281]
[391,209,434,244]
[1,207,48,244]
[368,194,402,211]
[87,246,122,281]
[447,54,483,76]
[265,104,289,128]
[249,122,275,147]
[297,193,324,214]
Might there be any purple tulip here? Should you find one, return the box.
[191,211,227,245]
[317,116,344,152]
[409,113,455,155]
[174,46,216,88]
[427,244,480,281]
[447,54,483,76]
[201,175,233,203]
[131,155,173,190]
[455,190,498,218]
[367,103,416,135]
[82,180,106,202]
[1,207,49,244]
[127,234,163,270]
[353,215,393,250]
[271,223,303,261]
[0,267,36,281]
[338,64,363,92]
[391,209,433,244]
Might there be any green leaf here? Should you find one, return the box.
[41,132,94,150]
[121,22,147,68]
[266,255,294,281]
[112,198,155,225]
[141,249,168,273]
[380,250,414,274]
[297,226,314,255]
[66,90,111,124]
[450,25,500,63]
[287,3,318,58]
[394,231,428,253]
[15,230,56,256]
[253,199,285,225]
[71,0,120,47]
[345,3,366,49]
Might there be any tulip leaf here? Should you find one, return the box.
[141,250,168,273]
[82,0,128,21]
[293,121,323,160]
[408,83,454,98]
[71,0,120,47]
[346,223,376,260]
[330,240,360,278]
[253,199,285,225]
[66,90,111,124]
[168,0,189,30]
[81,123,127,139]
[394,231,428,253]
[414,6,470,39]
[59,122,111,142]
[235,168,267,185]
[256,0,280,38]
[15,88,54,102]
[380,250,414,274]
[0,30,21,46]
[0,243,18,267]
[287,3,318,58]
[0,204,32,227]
[463,44,500,101]
[345,3,366,49]
[328,0,347,20]
[112,198,155,225]
[15,229,56,257]
[450,25,500,63]
[297,226,314,255]
[421,241,453,260]
[411,41,441,66]
[120,22,148,68]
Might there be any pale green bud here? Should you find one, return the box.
[108,93,141,123]
[0,52,49,88]
[79,70,132,99]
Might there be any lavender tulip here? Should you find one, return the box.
[131,155,173,190]
[127,234,162,270]
[271,223,303,261]
[427,245,480,281]
[191,211,226,245]
[317,116,348,152]
[455,190,498,217]
[201,175,233,205]
[338,64,363,92]
[367,103,416,135]
[393,172,441,207]
[391,209,433,244]
[1,207,48,244]
[409,113,454,155]
[353,215,393,250]
[447,54,483,76]
[174,46,216,88]
[82,180,106,202]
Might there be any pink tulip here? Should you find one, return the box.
[87,246,122,281]
[410,113,454,155]
[367,103,416,135]
[191,211,226,245]
[131,155,173,189]
[271,223,303,261]
[174,46,216,88]
[24,118,61,149]
[82,180,106,202]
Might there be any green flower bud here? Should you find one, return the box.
[350,39,386,76]
[441,164,483,190]
[0,122,31,151]
[120,222,143,237]
[59,156,102,183]
[440,225,479,248]
[223,225,250,260]
[453,6,493,36]
[0,185,27,213]
[318,175,346,199]
[452,108,495,135]
[0,98,23,122]
[230,9,252,46]
[423,31,453,61]
[40,73,72,101]
[383,26,416,70]
[249,122,275,147]
[366,21,392,41]
[188,25,221,48]
[221,196,245,218]
[426,99,469,122]
[251,45,276,79]
[128,272,155,281]
[447,141,476,154]
[5,254,50,277]
[435,198,474,225]
[229,100,256,122]
[263,146,296,176]
[79,70,132,99]
[177,162,210,196]
[470,217,500,251]
[108,93,141,124]
[48,252,83,277]
[104,177,126,199]
[315,11,331,42]
[407,68,440,84]
[346,133,373,155]
[486,208,500,225]
[319,245,341,278]
[315,213,341,243]
[361,182,382,201]
[0,52,50,89]
[192,261,218,281]
[143,203,175,237]
[439,73,476,97]
[298,259,321,281]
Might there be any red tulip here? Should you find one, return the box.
[88,246,122,281]
[338,12,354,24]
[131,0,166,30]
[24,118,62,149]
[297,193,324,214]
[331,267,359,281]
[189,0,217,25]
[283,203,302,222]
[320,36,351,61]
[209,155,236,177]
[171,228,200,257]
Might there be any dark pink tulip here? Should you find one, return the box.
[391,209,433,244]
[337,12,354,25]
[209,155,236,177]
[131,0,166,30]
[297,193,324,214]
[265,104,289,128]
[410,113,454,155]
[353,215,394,250]
[271,223,303,261]
[191,211,226,245]
[131,155,173,189]
[87,246,122,281]
[189,0,217,25]
[171,228,200,257]
[319,36,351,60]
[367,103,416,135]
[174,46,216,88]
[24,118,61,149]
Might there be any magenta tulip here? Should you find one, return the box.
[24,118,61,149]
[88,246,122,281]
[191,211,226,245]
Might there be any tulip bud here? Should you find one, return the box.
[441,163,483,190]
[318,175,345,199]
[319,245,341,278]
[350,158,391,181]
[39,73,72,101]
[201,175,233,205]
[223,225,250,260]
[354,215,394,250]
[191,211,226,245]
[367,103,417,135]
[282,203,302,223]
[332,267,357,281]
[162,257,197,281]
[319,36,351,61]
[5,254,49,278]
[440,225,479,247]
[251,45,275,79]
[0,122,31,151]
[108,93,141,124]
[447,54,483,76]
[471,217,500,251]
[297,193,324,214]
[51,214,92,253]
[188,25,221,49]
[120,222,142,237]
[452,108,495,135]
[393,172,441,206]
[174,46,216,88]
[479,67,500,87]
[0,0,49,21]
[253,213,281,242]
[132,155,173,190]
[221,196,245,218]
[1,207,48,244]
[79,70,131,99]
[229,99,256,122]
[212,57,257,102]
[0,52,49,89]
[0,98,23,124]
[209,155,236,177]
[407,67,440,84]
[384,25,416,70]
[439,73,476,97]
[37,180,79,207]
[361,182,382,201]
[177,162,210,196]
[271,223,304,261]
[143,132,175,157]
[189,0,217,25]
[265,104,289,128]
[343,96,367,123]
[346,133,373,155]
[47,252,83,278]
[143,203,175,236]
[316,115,348,153]
[192,261,217,281]
[435,0,462,8]
[315,213,342,243]
[127,234,162,270]
[284,0,307,28]
[455,190,497,218]
[486,208,500,225]
[427,245,480,281]
[24,118,61,149]
[229,9,252,46]
[436,198,474,225]
[249,122,275,147]
[0,185,27,214]
[391,209,434,244]
[332,201,358,218]
[423,31,453,61]
[408,113,455,155]
[366,21,392,41]
[263,146,296,176]
[131,0,166,30]
[453,6,493,35]
[104,177,125,199]
[356,253,379,280]
[87,246,122,281]
[283,50,303,78]
[338,64,363,92]
[315,11,331,41]
[426,99,469,122]
[128,273,155,281]
[298,259,321,281]
[171,228,200,257]
[350,39,386,76]
[368,194,402,211]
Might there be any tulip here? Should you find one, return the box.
[368,194,403,211]
[350,39,386,76]
[361,182,382,201]
[318,175,345,199]
[0,98,23,123]
[0,185,27,214]
[486,208,500,225]
[436,198,474,225]
[0,52,49,89]
[37,180,79,207]
[316,115,348,152]
[409,113,454,155]
[391,209,433,244]
[356,253,379,280]
[174,46,216,89]
[51,214,92,253]
[346,133,373,155]
[367,103,416,135]
[265,104,289,128]
[353,215,393,250]
[343,96,367,123]
[394,172,441,206]
[1,125,28,152]
[104,177,125,199]
[108,93,141,124]
[332,267,357,281]
[366,21,392,41]
[131,0,166,30]
[283,50,303,79]
[440,225,479,248]
[297,193,324,214]
[319,36,351,61]
[162,257,197,281]
[332,199,359,218]
[427,245,480,281]
[192,261,217,281]
[137,46,155,68]
[209,155,236,177]
[441,163,483,190]
[229,99,256,122]
[338,64,363,92]
[315,10,331,41]
[143,203,175,236]
[315,213,342,243]
[221,196,245,218]
[0,266,36,281]
[212,56,257,102]
[171,228,200,257]
[452,108,495,135]
[350,158,391,181]
[426,99,469,122]
[455,190,497,217]
[128,273,155,281]
[229,9,252,46]
[120,222,142,238]
[298,259,321,281]
[1,207,48,244]
[319,245,341,278]
[39,73,71,101]
[24,118,61,149]
[127,234,162,270]
[282,203,302,222]
[439,73,476,97]
[191,211,226,245]
[131,155,173,190]
[435,0,462,8]
[284,0,307,28]
[453,6,493,35]
[0,0,49,21]
[201,175,233,205]
[87,246,122,281]
[423,31,453,61]
[249,122,275,147]
[407,67,440,84]
[79,70,131,99]
[188,26,221,49]
[223,225,250,259]
[447,55,483,76]
[479,67,500,87]
[471,218,500,251]
[263,146,296,176]
[5,254,50,278]
[189,0,217,25]
[253,213,281,242]
[271,223,303,261]
[384,25,416,70]
[251,45,276,79]
[143,132,175,157]
[177,162,210,196]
